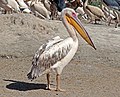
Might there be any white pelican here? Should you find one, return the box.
[0,0,12,13]
[41,0,51,12]
[7,0,20,12]
[83,0,106,23]
[30,1,50,19]
[0,0,20,13]
[16,0,28,9]
[27,8,96,91]
[108,10,120,28]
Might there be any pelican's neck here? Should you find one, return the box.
[62,13,78,41]
[84,0,88,7]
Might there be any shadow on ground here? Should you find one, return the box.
[3,79,47,91]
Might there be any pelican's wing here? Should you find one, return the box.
[27,37,73,80]
[32,36,63,63]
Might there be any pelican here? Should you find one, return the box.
[16,0,28,9]
[101,1,120,28]
[108,9,120,28]
[76,7,88,20]
[83,0,106,23]
[41,0,51,12]
[30,1,50,19]
[7,0,20,12]
[0,0,12,13]
[27,8,96,91]
[0,0,20,13]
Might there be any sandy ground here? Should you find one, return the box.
[0,13,120,97]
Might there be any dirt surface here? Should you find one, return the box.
[0,13,120,97]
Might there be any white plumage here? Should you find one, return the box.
[16,0,28,9]
[0,0,20,13]
[30,1,50,19]
[7,0,20,12]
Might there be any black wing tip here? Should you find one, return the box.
[27,72,34,81]
[27,71,38,81]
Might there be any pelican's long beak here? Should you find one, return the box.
[65,13,96,50]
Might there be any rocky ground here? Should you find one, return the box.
[0,13,120,97]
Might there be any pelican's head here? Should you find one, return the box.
[61,8,96,50]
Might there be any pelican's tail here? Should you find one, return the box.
[27,65,40,81]
[27,65,51,81]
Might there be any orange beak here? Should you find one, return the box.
[65,13,96,50]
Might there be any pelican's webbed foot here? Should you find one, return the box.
[55,88,66,92]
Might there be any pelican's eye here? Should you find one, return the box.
[72,12,76,17]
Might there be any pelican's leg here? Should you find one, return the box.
[56,74,65,92]
[108,16,112,26]
[46,73,52,90]
[115,21,118,28]
[46,73,55,90]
